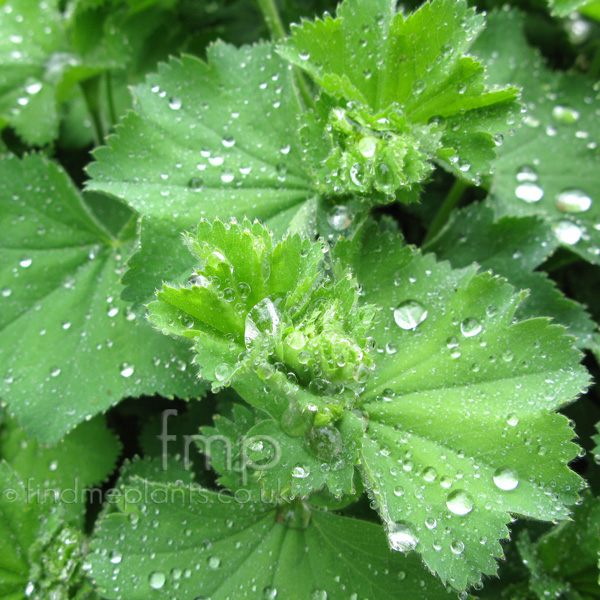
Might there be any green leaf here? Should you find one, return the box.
[278,0,520,201]
[87,42,315,303]
[88,478,456,599]
[0,462,93,600]
[0,415,120,521]
[334,220,589,589]
[426,201,595,349]
[0,462,44,599]
[517,491,600,598]
[0,0,127,145]
[548,0,592,16]
[0,154,204,444]
[472,8,600,265]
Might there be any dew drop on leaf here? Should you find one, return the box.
[109,550,122,564]
[214,363,233,382]
[305,425,342,461]
[553,220,582,245]
[310,591,327,600]
[493,467,519,491]
[263,587,278,599]
[327,205,352,231]
[120,363,135,378]
[393,300,428,330]
[555,189,592,213]
[292,465,310,479]
[168,96,182,110]
[446,490,474,515]
[460,317,482,338]
[148,571,166,589]
[551,105,580,125]
[207,556,221,569]
[450,540,465,555]
[386,521,419,552]
[507,413,519,426]
[515,182,544,203]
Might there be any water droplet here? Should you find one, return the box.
[168,96,182,110]
[516,165,538,183]
[263,587,278,599]
[493,467,519,491]
[107,307,119,318]
[148,571,166,589]
[292,465,310,479]
[446,490,474,515]
[19,258,32,268]
[393,485,404,497]
[507,413,519,426]
[220,169,235,183]
[451,540,465,555]
[49,460,58,471]
[245,297,280,345]
[207,556,221,569]
[515,183,544,203]
[555,189,592,213]
[413,79,426,94]
[394,300,428,330]
[214,363,233,382]
[109,550,122,564]
[50,366,61,377]
[387,521,419,552]
[120,363,135,378]
[357,136,377,158]
[299,50,310,60]
[310,591,327,600]
[305,425,342,461]
[425,517,437,529]
[552,105,580,125]
[25,81,42,95]
[460,317,482,338]
[1,288,11,297]
[188,177,204,190]
[325,205,353,231]
[423,466,438,482]
[222,134,236,147]
[554,220,582,245]
[279,144,291,155]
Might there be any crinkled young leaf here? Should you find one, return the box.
[426,201,595,349]
[0,0,128,145]
[148,218,376,498]
[88,478,457,599]
[87,42,315,303]
[148,217,375,410]
[278,0,520,202]
[334,220,589,589]
[0,154,203,443]
[472,8,600,265]
[0,462,94,600]
[0,415,120,521]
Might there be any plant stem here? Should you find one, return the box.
[80,76,105,145]
[105,71,118,130]
[256,0,286,40]
[255,0,314,109]
[423,178,469,246]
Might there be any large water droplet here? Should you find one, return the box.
[552,105,580,125]
[554,220,582,245]
[394,300,428,330]
[357,136,377,158]
[493,467,519,491]
[245,297,281,345]
[460,317,482,338]
[555,189,592,213]
[515,183,544,203]
[120,363,135,378]
[148,571,166,589]
[292,465,310,479]
[327,205,352,231]
[450,540,465,555]
[446,490,474,515]
[387,521,419,552]
[168,96,182,110]
[305,425,342,461]
[515,165,538,183]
